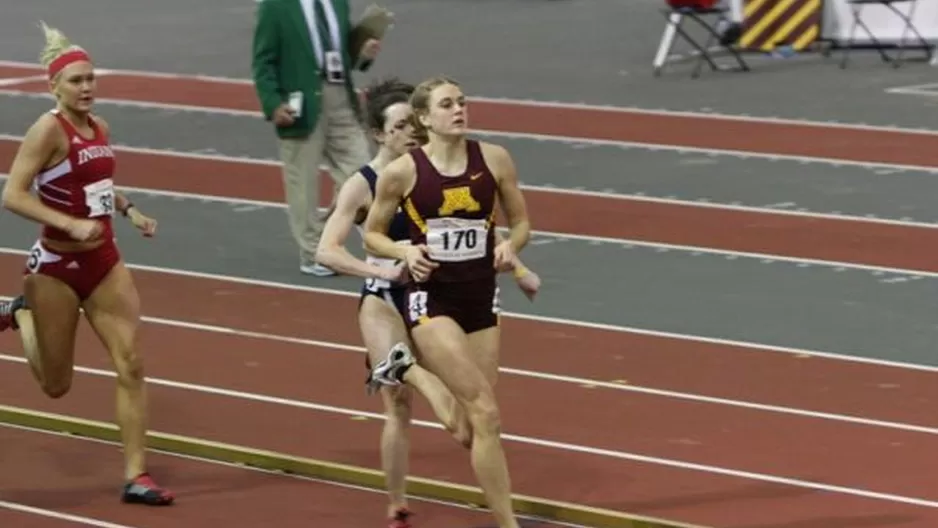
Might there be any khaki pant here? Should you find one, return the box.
[277,84,372,266]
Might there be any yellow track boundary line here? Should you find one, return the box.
[0,404,710,528]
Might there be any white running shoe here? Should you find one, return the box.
[366,342,416,395]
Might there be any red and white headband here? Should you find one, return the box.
[47,48,92,79]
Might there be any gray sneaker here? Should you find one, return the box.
[0,295,26,332]
[366,342,416,395]
[300,262,336,277]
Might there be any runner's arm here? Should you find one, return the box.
[490,145,530,254]
[493,230,533,276]
[316,174,398,280]
[93,116,150,225]
[114,192,134,216]
[1,116,75,232]
[363,157,413,261]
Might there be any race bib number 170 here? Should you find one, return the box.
[425,218,487,262]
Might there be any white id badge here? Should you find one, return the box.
[288,91,303,117]
[324,50,345,83]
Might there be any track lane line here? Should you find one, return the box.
[0,501,137,528]
[0,422,590,528]
[3,292,929,434]
[1,354,935,510]
[111,312,938,435]
[1,251,934,374]
[2,98,938,172]
[0,59,935,135]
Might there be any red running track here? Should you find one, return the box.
[1,66,938,526]
[3,66,938,167]
[0,256,935,428]
[2,141,938,274]
[0,66,46,80]
[0,425,527,528]
[0,257,936,527]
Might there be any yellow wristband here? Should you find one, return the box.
[513,264,529,279]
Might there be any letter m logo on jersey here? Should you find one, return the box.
[438,186,481,216]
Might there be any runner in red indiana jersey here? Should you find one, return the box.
[0,22,173,506]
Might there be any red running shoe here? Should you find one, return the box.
[121,473,174,506]
[388,507,413,528]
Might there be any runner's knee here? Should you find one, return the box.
[37,350,75,399]
[453,415,473,449]
[113,349,144,388]
[386,388,412,421]
[41,377,72,399]
[465,392,501,438]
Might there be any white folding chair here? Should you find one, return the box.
[652,2,749,78]
[839,0,933,68]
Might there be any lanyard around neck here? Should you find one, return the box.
[300,0,341,65]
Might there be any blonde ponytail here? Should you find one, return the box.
[38,21,84,68]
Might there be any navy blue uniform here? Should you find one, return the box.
[357,164,411,318]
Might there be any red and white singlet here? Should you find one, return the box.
[34,109,117,242]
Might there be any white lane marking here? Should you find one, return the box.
[0,75,49,87]
[1,59,935,135]
[3,138,937,229]
[0,251,935,373]
[4,167,938,278]
[0,422,586,528]
[1,95,937,172]
[0,500,136,528]
[3,294,927,435]
[1,355,935,509]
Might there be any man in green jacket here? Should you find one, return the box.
[252,0,383,277]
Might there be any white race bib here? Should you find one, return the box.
[408,290,428,323]
[425,218,487,262]
[84,178,115,217]
[364,255,397,292]
[364,240,410,292]
[24,240,61,274]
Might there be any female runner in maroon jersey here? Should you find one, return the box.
[362,76,531,528]
[318,78,541,528]
[0,22,173,506]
